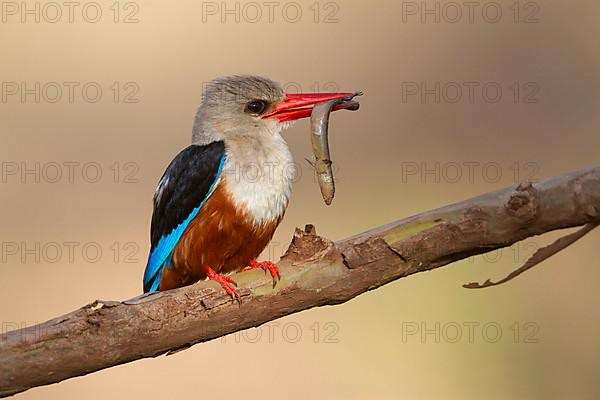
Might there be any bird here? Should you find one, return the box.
[142,75,356,299]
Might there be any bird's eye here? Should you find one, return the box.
[245,100,268,115]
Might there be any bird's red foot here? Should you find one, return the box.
[204,266,240,301]
[242,260,281,286]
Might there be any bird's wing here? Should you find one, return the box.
[143,141,226,293]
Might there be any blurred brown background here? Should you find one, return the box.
[1,0,599,399]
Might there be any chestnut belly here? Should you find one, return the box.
[158,183,281,291]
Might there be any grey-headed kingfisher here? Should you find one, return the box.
[143,75,357,298]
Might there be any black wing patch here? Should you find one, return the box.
[143,141,226,292]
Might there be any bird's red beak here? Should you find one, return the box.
[263,92,357,122]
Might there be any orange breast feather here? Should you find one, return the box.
[158,181,281,291]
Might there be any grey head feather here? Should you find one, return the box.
[192,75,285,145]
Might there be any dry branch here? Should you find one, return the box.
[1,165,599,397]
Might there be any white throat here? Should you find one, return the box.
[222,130,294,225]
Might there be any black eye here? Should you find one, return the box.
[245,100,268,115]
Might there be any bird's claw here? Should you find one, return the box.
[205,266,241,302]
[243,260,281,287]
[219,278,241,302]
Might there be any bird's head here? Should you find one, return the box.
[192,75,356,144]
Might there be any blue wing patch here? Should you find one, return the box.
[143,142,226,293]
[143,206,203,292]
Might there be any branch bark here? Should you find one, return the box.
[1,165,599,397]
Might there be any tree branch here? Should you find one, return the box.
[1,165,599,397]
